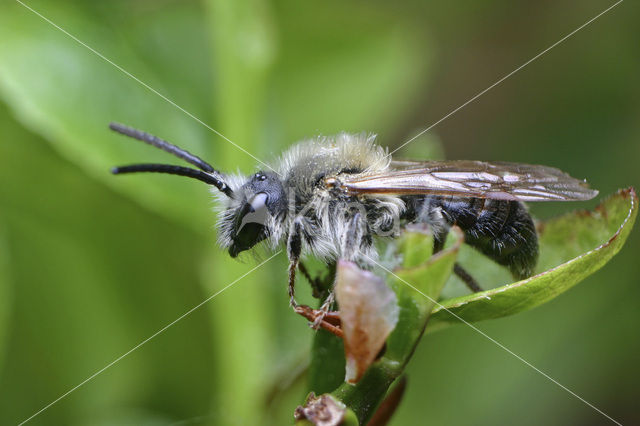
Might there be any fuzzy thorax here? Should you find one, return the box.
[213,133,405,262]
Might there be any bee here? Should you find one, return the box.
[110,123,597,329]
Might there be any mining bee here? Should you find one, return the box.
[110,123,597,333]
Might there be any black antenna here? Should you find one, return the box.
[109,122,215,172]
[112,164,233,196]
[109,123,234,197]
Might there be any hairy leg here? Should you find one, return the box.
[298,261,327,300]
[288,217,343,336]
[453,263,483,293]
[341,212,364,261]
[287,218,304,307]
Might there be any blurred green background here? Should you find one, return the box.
[0,0,638,425]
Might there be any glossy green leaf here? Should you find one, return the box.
[428,188,638,331]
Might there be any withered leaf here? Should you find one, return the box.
[336,260,399,384]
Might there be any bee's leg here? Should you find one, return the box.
[297,260,314,285]
[288,217,343,337]
[433,228,483,293]
[287,217,304,308]
[342,212,364,261]
[433,231,447,254]
[288,260,299,307]
[298,261,325,300]
[294,305,343,338]
[311,291,335,330]
[453,263,483,293]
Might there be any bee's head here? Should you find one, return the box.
[108,123,287,258]
[224,171,287,257]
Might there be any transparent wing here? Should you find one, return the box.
[334,160,598,201]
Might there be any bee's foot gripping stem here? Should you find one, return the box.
[294,305,343,338]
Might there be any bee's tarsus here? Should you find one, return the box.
[294,305,343,338]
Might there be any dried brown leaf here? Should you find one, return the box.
[336,260,399,384]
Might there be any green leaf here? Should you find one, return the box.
[428,188,638,331]
[308,328,347,396]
